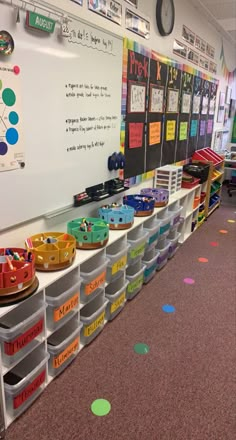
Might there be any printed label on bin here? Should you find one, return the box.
[173,215,180,225]
[160,223,170,235]
[13,369,46,410]
[144,263,157,278]
[110,292,126,314]
[128,274,144,293]
[54,293,79,322]
[53,337,79,369]
[130,242,146,259]
[111,255,127,275]
[83,311,105,337]
[148,231,159,245]
[4,318,44,356]
[85,271,106,296]
[157,252,169,264]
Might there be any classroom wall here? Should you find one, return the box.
[1,0,236,245]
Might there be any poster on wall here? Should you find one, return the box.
[147,56,168,170]
[173,39,187,59]
[88,0,122,25]
[125,9,150,39]
[128,81,146,113]
[209,61,217,75]
[181,92,191,113]
[206,43,215,59]
[209,82,217,115]
[182,25,195,45]
[177,71,193,161]
[0,63,24,172]
[187,48,199,66]
[167,89,179,112]
[199,55,209,70]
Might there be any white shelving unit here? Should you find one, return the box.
[0,185,205,429]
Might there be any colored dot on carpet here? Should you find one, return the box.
[91,399,111,417]
[210,242,218,247]
[134,343,150,354]
[162,304,176,313]
[183,278,195,285]
[198,257,208,263]
[227,220,235,223]
[219,230,228,234]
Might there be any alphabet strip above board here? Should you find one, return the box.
[120,38,218,179]
[0,2,123,230]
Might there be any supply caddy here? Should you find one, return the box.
[123,195,155,216]
[98,203,134,230]
[67,218,109,249]
[140,188,169,207]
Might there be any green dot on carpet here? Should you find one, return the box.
[134,343,150,354]
[91,399,111,416]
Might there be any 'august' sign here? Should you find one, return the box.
[26,12,56,34]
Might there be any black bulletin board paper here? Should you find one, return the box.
[162,66,181,166]
[124,50,149,178]
[198,80,210,150]
[176,71,194,162]
[146,59,168,171]
[189,76,202,155]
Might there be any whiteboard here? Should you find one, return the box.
[0,3,123,230]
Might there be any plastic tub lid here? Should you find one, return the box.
[47,323,83,353]
[0,304,47,340]
[127,230,149,245]
[126,264,146,281]
[106,244,130,266]
[80,258,109,280]
[105,280,129,303]
[46,280,81,306]
[80,298,108,323]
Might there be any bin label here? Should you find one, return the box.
[111,255,127,275]
[54,293,79,322]
[4,318,44,356]
[53,337,79,369]
[127,274,144,293]
[130,242,146,259]
[83,311,105,337]
[85,271,106,296]
[148,231,159,246]
[13,369,46,409]
[110,292,126,314]
[160,223,170,235]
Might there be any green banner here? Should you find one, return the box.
[27,12,56,33]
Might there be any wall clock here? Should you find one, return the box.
[156,0,175,36]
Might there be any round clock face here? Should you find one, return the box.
[156,0,175,36]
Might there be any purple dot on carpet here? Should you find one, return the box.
[183,277,195,285]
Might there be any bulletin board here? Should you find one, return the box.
[0,3,123,230]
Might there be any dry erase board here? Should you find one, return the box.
[0,3,123,230]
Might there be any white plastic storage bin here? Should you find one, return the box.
[80,256,108,305]
[142,248,159,284]
[0,297,46,368]
[80,290,108,345]
[168,205,183,227]
[144,218,160,250]
[47,317,82,378]
[105,276,128,321]
[46,270,80,332]
[127,229,149,265]
[156,238,170,270]
[168,231,181,259]
[158,212,172,237]
[106,242,129,283]
[126,260,146,300]
[4,345,49,419]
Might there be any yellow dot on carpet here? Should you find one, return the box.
[227,220,235,223]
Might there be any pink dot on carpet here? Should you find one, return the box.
[210,242,218,247]
[183,278,195,285]
[198,257,208,263]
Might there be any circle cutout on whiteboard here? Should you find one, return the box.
[9,111,19,125]
[2,88,16,106]
[6,128,19,145]
[0,142,8,155]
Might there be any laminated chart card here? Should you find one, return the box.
[190,119,198,137]
[181,92,191,113]
[192,95,201,114]
[128,81,146,113]
[149,85,164,113]
[149,121,161,145]
[167,89,179,113]
[179,122,188,141]
[166,120,176,141]
[128,122,144,148]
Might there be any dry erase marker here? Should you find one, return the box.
[66,242,70,248]
[6,256,16,271]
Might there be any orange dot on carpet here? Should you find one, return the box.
[219,230,228,234]
[198,257,208,263]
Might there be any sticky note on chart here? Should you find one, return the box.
[129,122,144,148]
[149,121,161,145]
[166,120,176,141]
[190,119,198,137]
[179,122,188,141]
[207,119,213,134]
[200,120,206,136]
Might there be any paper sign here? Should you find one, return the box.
[26,12,56,33]
[190,119,198,137]
[201,96,209,115]
[149,122,161,145]
[179,122,188,141]
[150,86,164,113]
[130,242,146,259]
[54,293,79,322]
[110,291,126,314]
[129,82,146,113]
[111,255,127,275]
[209,98,215,115]
[181,93,191,113]
[192,95,201,114]
[200,120,206,136]
[4,318,43,356]
[53,337,79,369]
[85,271,106,295]
[167,89,179,113]
[127,274,144,294]
[129,123,143,148]
[166,120,176,141]
[83,311,105,337]
[14,370,46,409]
[207,119,213,134]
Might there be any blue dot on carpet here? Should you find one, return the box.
[162,304,175,314]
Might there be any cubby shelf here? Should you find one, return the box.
[0,184,212,430]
